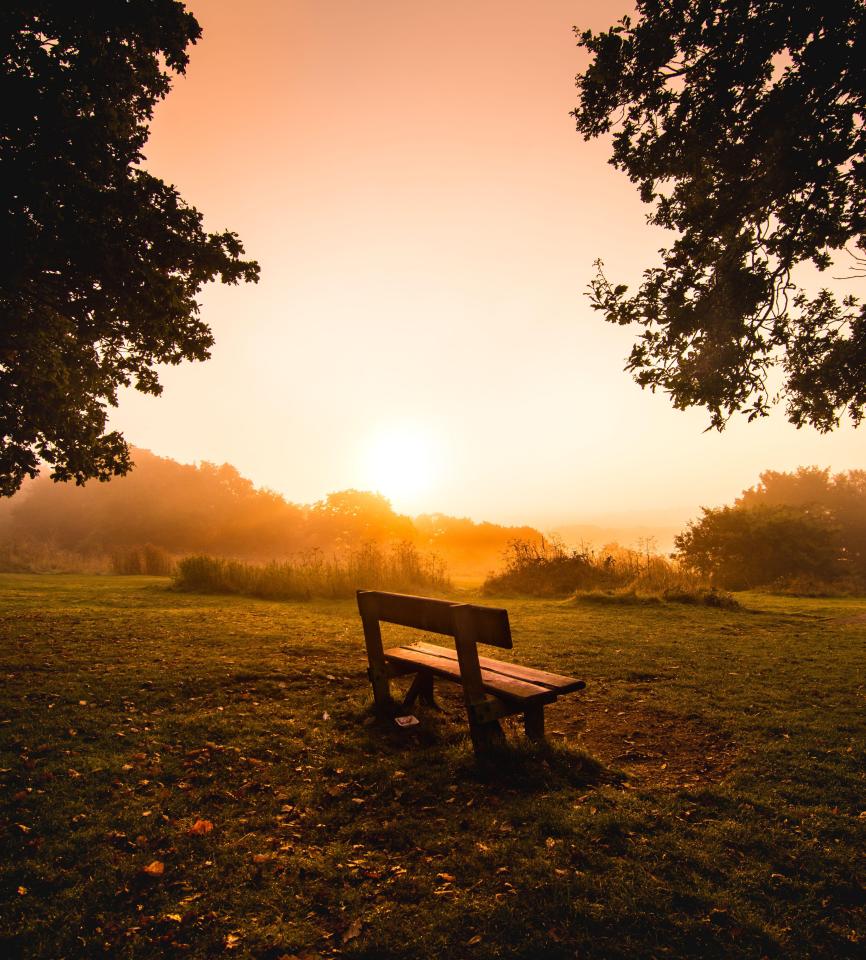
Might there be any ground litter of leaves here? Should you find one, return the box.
[1,575,864,959]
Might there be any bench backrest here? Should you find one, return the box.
[356,590,512,649]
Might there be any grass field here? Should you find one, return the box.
[1,574,864,959]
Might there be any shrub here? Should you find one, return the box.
[482,538,617,597]
[483,537,712,600]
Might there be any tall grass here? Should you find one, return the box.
[111,543,175,575]
[483,537,734,605]
[173,540,450,600]
[0,539,110,574]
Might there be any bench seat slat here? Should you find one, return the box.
[411,641,585,693]
[384,645,556,704]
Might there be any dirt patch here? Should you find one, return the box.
[392,677,738,790]
[543,697,738,790]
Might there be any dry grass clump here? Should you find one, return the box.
[111,543,175,576]
[484,537,733,606]
[174,540,450,600]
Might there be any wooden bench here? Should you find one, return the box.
[357,590,585,756]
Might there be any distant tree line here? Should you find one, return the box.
[674,468,866,590]
[0,448,539,576]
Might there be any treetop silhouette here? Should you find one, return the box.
[0,1,259,496]
[574,0,866,430]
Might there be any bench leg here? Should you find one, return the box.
[469,718,506,757]
[367,664,394,715]
[524,704,545,742]
[402,670,439,710]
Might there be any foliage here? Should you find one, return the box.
[574,0,866,430]
[483,537,618,597]
[675,467,866,588]
[675,504,843,589]
[0,1,259,496]
[483,536,709,599]
[737,466,866,572]
[173,541,450,600]
[1,575,864,958]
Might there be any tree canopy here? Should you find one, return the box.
[573,0,866,430]
[674,466,866,588]
[0,1,259,496]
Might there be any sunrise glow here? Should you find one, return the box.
[360,423,439,512]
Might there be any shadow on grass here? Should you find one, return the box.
[356,703,620,794]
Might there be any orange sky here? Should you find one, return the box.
[110,0,863,530]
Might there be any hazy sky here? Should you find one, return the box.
[110,0,863,528]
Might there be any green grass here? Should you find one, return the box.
[1,574,864,959]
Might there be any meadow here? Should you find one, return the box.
[0,574,864,959]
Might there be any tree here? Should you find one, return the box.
[674,503,844,588]
[736,466,866,572]
[674,466,866,587]
[573,0,866,431]
[0,1,259,496]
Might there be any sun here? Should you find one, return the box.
[360,423,439,511]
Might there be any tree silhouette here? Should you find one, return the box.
[0,1,259,496]
[573,0,866,430]
[674,467,866,587]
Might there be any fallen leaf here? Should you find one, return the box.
[342,918,362,943]
[436,872,456,882]
[165,913,182,922]
[252,853,272,864]
[17,886,27,895]
[225,932,242,949]
[467,934,482,945]
[188,819,214,835]
[142,860,164,876]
